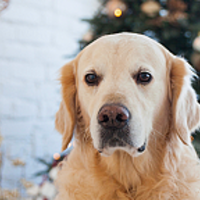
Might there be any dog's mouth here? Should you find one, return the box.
[99,125,133,147]
[95,103,146,157]
[98,141,146,157]
[97,126,146,157]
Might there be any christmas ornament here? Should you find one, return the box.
[105,0,127,18]
[141,0,161,17]
[156,10,187,25]
[193,34,200,52]
[53,152,61,160]
[172,11,187,21]
[162,11,188,24]
[162,0,188,24]
[167,0,187,12]
[159,9,168,17]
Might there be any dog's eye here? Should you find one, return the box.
[137,72,152,84]
[85,73,99,86]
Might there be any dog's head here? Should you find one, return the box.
[55,33,200,157]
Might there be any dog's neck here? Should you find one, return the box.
[76,126,169,192]
[100,134,167,191]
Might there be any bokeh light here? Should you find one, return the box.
[53,153,61,160]
[114,8,122,17]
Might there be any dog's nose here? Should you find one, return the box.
[98,104,130,129]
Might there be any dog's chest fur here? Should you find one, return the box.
[55,143,200,200]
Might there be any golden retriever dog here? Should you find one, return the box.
[55,33,200,200]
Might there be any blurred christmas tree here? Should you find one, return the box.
[80,0,200,152]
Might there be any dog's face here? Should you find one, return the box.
[56,33,200,157]
[77,34,168,157]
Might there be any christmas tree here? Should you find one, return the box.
[80,0,200,152]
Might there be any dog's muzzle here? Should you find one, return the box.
[97,104,146,153]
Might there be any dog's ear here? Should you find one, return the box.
[170,57,200,144]
[55,60,76,151]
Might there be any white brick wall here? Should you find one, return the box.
[0,0,98,189]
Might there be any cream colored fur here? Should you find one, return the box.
[55,33,200,200]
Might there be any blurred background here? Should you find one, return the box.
[0,0,98,199]
[0,0,200,199]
